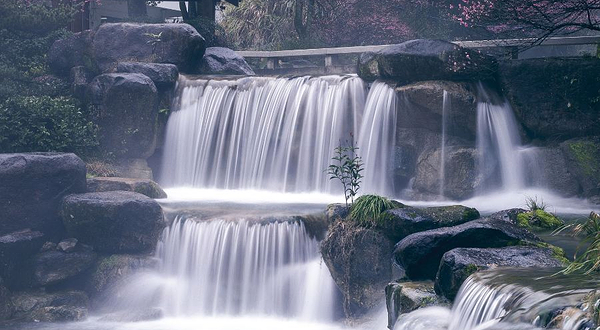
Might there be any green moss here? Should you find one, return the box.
[516,210,563,230]
[463,264,480,276]
[569,141,600,179]
[520,241,569,265]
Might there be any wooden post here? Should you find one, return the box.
[267,58,276,70]
[510,46,519,59]
[324,55,333,67]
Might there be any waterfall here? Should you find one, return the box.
[475,84,547,194]
[160,75,397,195]
[439,90,450,197]
[106,217,338,321]
[394,269,599,330]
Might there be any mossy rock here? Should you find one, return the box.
[87,177,167,199]
[516,210,564,230]
[561,137,600,198]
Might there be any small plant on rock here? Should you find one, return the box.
[350,195,396,227]
[327,140,364,207]
[518,196,563,230]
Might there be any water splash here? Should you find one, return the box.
[161,75,396,195]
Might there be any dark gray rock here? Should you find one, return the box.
[0,278,12,320]
[32,250,97,286]
[531,147,581,196]
[87,254,157,297]
[111,158,154,180]
[293,215,329,241]
[358,39,497,84]
[87,177,167,199]
[116,62,179,89]
[485,208,528,223]
[380,205,479,242]
[412,147,481,200]
[40,242,57,252]
[321,221,394,318]
[92,23,205,73]
[560,137,600,199]
[435,247,566,300]
[61,191,165,254]
[48,31,95,75]
[70,66,94,99]
[57,238,79,253]
[393,218,539,280]
[0,153,87,238]
[325,204,350,222]
[86,73,158,159]
[385,281,446,329]
[499,58,600,140]
[28,305,87,322]
[11,290,88,321]
[396,81,478,140]
[197,47,255,75]
[0,230,45,290]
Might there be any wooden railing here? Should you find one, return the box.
[236,35,600,73]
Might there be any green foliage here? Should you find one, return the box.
[0,1,76,34]
[0,96,98,155]
[350,195,396,227]
[559,211,600,275]
[517,210,564,230]
[327,141,364,206]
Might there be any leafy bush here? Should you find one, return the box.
[0,96,98,155]
[559,211,600,275]
[327,141,364,206]
[350,195,396,227]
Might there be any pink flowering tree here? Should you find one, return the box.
[442,0,600,41]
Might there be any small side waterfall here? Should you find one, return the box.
[394,268,599,330]
[160,75,397,195]
[106,218,338,321]
[439,90,450,197]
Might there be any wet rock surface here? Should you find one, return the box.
[197,47,255,75]
[61,191,165,254]
[87,177,167,199]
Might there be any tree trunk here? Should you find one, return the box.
[179,1,189,20]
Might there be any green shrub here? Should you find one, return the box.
[327,140,364,206]
[350,195,396,227]
[517,209,564,230]
[0,96,98,155]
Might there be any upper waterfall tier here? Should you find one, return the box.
[161,75,397,195]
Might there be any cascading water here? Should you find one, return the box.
[394,268,600,330]
[160,75,397,196]
[440,90,450,197]
[105,217,338,322]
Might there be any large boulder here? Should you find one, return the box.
[393,219,539,280]
[61,191,165,254]
[87,254,157,297]
[358,39,497,84]
[0,278,12,320]
[86,73,158,159]
[92,23,205,73]
[499,58,600,140]
[435,247,565,300]
[31,250,97,287]
[0,230,45,289]
[197,47,255,75]
[116,62,179,89]
[531,147,581,197]
[379,205,479,242]
[11,290,88,322]
[0,153,87,238]
[321,221,394,318]
[385,281,446,329]
[560,137,600,199]
[87,177,167,199]
[48,31,95,75]
[412,147,481,200]
[396,81,478,140]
